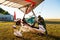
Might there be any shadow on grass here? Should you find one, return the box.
[47,35,60,40]
[45,21,60,24]
[37,33,60,40]
[15,32,60,40]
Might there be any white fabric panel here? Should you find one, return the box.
[6,2,14,6]
[9,3,23,8]
[2,1,10,5]
[0,0,5,3]
[13,4,23,8]
[10,3,18,7]
[20,7,27,13]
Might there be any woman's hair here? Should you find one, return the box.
[38,15,41,18]
[16,19,21,26]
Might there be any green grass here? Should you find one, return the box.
[0,22,60,40]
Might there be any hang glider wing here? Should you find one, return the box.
[0,0,44,14]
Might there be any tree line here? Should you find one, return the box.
[0,8,10,15]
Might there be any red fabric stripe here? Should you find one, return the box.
[25,0,36,6]
[25,0,36,14]
[25,0,32,2]
[14,11,16,20]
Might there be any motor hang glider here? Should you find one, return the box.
[0,0,44,21]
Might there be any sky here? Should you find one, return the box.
[0,0,60,19]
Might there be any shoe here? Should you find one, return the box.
[45,31,48,36]
[14,31,22,37]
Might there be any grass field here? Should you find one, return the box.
[0,20,60,40]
